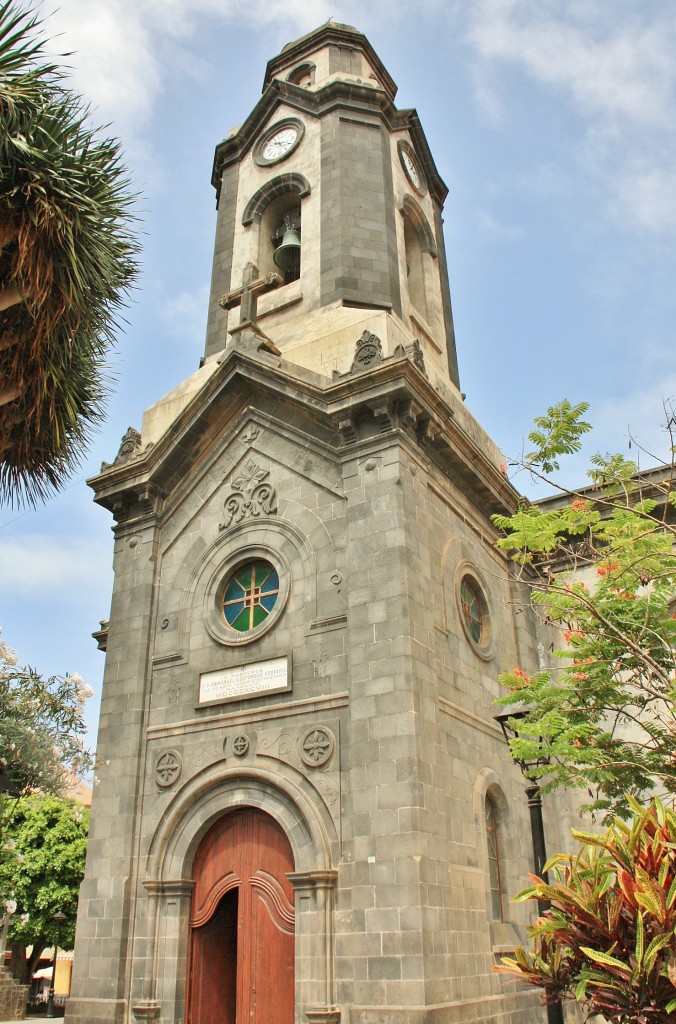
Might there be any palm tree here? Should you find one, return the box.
[0,0,139,505]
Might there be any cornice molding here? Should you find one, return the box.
[211,80,448,207]
[88,343,518,522]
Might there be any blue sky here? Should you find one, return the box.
[1,0,675,743]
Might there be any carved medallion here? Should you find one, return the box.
[300,727,335,768]
[350,330,383,372]
[232,734,250,757]
[115,427,142,464]
[155,750,182,788]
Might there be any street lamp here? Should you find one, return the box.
[494,708,564,1024]
[46,911,67,1018]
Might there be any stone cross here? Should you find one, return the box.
[220,262,281,328]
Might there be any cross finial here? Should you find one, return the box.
[220,263,281,329]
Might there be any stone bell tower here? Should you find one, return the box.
[67,22,572,1024]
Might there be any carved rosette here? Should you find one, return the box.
[350,330,383,372]
[219,458,278,530]
[155,750,182,788]
[300,727,335,768]
[115,426,143,464]
[232,734,250,757]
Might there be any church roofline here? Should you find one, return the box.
[88,344,517,526]
[263,22,397,103]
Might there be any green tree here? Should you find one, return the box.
[1,795,89,983]
[0,0,139,506]
[0,628,93,814]
[495,798,676,1024]
[493,401,676,819]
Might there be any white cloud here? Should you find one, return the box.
[39,0,333,144]
[461,1,676,238]
[610,162,676,237]
[0,534,112,597]
[465,0,676,127]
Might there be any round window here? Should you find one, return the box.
[457,570,493,659]
[222,560,280,633]
[460,577,484,644]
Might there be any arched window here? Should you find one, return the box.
[400,195,437,326]
[287,62,315,88]
[261,196,301,285]
[242,174,311,287]
[485,794,504,921]
[404,216,426,317]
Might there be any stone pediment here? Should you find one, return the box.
[88,341,518,524]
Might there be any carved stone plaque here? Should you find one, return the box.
[199,657,290,704]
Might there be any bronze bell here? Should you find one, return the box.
[273,228,301,273]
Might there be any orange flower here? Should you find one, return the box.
[571,499,587,512]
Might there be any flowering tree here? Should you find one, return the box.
[495,798,676,1024]
[1,795,89,984]
[0,629,93,814]
[493,401,676,818]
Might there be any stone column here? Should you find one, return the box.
[289,869,340,1024]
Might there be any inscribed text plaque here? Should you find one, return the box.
[199,657,289,704]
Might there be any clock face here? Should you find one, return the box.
[402,150,420,189]
[254,120,304,166]
[398,142,426,194]
[262,127,298,162]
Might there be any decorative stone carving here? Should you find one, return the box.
[115,427,143,464]
[155,750,182,788]
[300,727,335,768]
[311,774,339,807]
[219,458,278,530]
[350,330,383,372]
[241,424,261,444]
[232,734,250,757]
[313,645,329,678]
[410,338,427,376]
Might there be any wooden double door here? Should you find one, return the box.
[188,808,295,1024]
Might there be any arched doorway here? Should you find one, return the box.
[187,808,295,1024]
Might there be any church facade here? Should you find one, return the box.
[66,24,577,1024]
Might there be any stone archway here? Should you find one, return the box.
[133,769,339,1024]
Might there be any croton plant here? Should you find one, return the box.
[495,798,676,1024]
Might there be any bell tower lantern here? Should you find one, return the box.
[204,22,460,390]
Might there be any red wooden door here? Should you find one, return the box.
[188,809,295,1024]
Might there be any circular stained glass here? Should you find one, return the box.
[460,576,484,645]
[223,560,280,633]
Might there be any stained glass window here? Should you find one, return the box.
[223,560,280,632]
[486,796,504,921]
[460,576,483,644]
